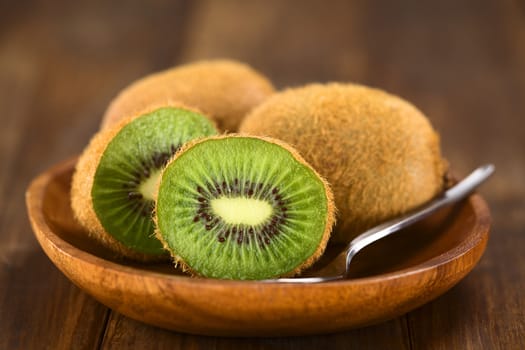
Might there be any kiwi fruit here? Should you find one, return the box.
[154,135,335,280]
[71,104,218,261]
[101,59,275,132]
[239,83,447,243]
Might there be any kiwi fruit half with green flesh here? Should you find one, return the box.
[71,104,218,261]
[240,83,447,244]
[101,59,275,132]
[154,135,335,280]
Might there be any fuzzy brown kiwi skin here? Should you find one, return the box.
[101,59,275,132]
[153,134,336,279]
[239,83,448,244]
[71,102,215,262]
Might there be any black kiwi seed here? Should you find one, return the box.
[123,144,181,217]
[188,179,289,246]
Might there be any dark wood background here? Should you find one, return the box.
[1,0,524,349]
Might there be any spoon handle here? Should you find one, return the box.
[343,164,495,277]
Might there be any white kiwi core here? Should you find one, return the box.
[211,197,273,226]
[138,170,162,200]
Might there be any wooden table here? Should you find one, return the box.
[1,1,524,348]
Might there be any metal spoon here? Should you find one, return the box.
[265,164,495,284]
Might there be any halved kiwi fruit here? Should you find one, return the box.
[71,104,218,261]
[154,135,336,280]
[240,83,447,243]
[101,59,275,132]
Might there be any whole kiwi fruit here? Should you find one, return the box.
[154,135,336,280]
[239,83,447,243]
[71,103,218,261]
[101,59,275,132]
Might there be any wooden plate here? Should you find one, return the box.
[26,158,491,337]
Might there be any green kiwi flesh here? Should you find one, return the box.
[155,135,335,280]
[91,107,217,255]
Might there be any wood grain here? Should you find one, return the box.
[100,313,411,350]
[1,0,524,348]
[0,0,192,348]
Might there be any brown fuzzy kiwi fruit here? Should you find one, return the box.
[153,134,336,280]
[239,83,447,243]
[71,103,218,261]
[101,59,275,132]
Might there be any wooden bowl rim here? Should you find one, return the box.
[26,157,492,289]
